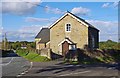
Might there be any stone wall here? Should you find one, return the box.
[50,14,88,55]
[39,48,51,59]
[35,38,46,50]
[35,38,41,50]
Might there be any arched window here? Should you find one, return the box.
[65,23,71,32]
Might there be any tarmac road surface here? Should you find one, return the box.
[1,52,31,77]
[23,61,119,77]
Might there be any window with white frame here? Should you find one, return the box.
[66,23,71,32]
[69,44,76,50]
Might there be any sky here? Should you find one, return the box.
[0,1,119,42]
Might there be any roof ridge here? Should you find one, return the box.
[67,12,99,30]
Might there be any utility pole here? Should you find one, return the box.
[3,33,8,50]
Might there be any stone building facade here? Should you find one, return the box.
[35,11,99,56]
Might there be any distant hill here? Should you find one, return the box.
[99,40,120,50]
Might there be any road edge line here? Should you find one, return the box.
[16,62,33,77]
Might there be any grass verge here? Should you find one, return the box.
[16,49,50,62]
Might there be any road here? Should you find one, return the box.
[1,53,31,77]
[23,60,119,77]
[1,52,119,77]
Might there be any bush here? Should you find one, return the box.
[99,40,120,50]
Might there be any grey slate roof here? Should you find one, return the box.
[35,28,50,43]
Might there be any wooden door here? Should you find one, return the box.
[62,41,69,56]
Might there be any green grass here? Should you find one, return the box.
[24,53,39,60]
[70,61,79,65]
[16,49,29,56]
[96,57,104,62]
[96,56,114,63]
[16,49,50,62]
[31,55,50,62]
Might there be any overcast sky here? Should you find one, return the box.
[1,1,118,42]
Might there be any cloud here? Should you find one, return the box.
[86,20,118,41]
[25,17,57,23]
[45,6,90,15]
[45,6,65,14]
[4,31,35,41]
[102,2,118,8]
[86,20,118,28]
[0,27,3,41]
[19,25,43,33]
[102,3,110,8]
[2,25,48,41]
[2,20,118,42]
[71,7,90,15]
[113,2,119,7]
[1,0,41,2]
[1,0,41,15]
[0,26,3,35]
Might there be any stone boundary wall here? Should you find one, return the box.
[39,48,52,59]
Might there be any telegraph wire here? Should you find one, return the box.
[24,1,120,36]
[24,1,66,13]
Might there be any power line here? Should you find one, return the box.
[24,1,119,37]
[25,1,66,13]
[25,2,47,8]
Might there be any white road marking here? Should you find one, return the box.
[76,65,82,67]
[59,70,91,76]
[21,72,25,75]
[0,57,14,66]
[16,62,33,77]
[108,68,113,69]
[17,74,22,77]
[24,71,28,73]
[62,65,82,68]
[63,65,74,68]
[108,67,115,70]
[28,62,33,70]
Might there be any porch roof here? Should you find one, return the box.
[58,37,76,46]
